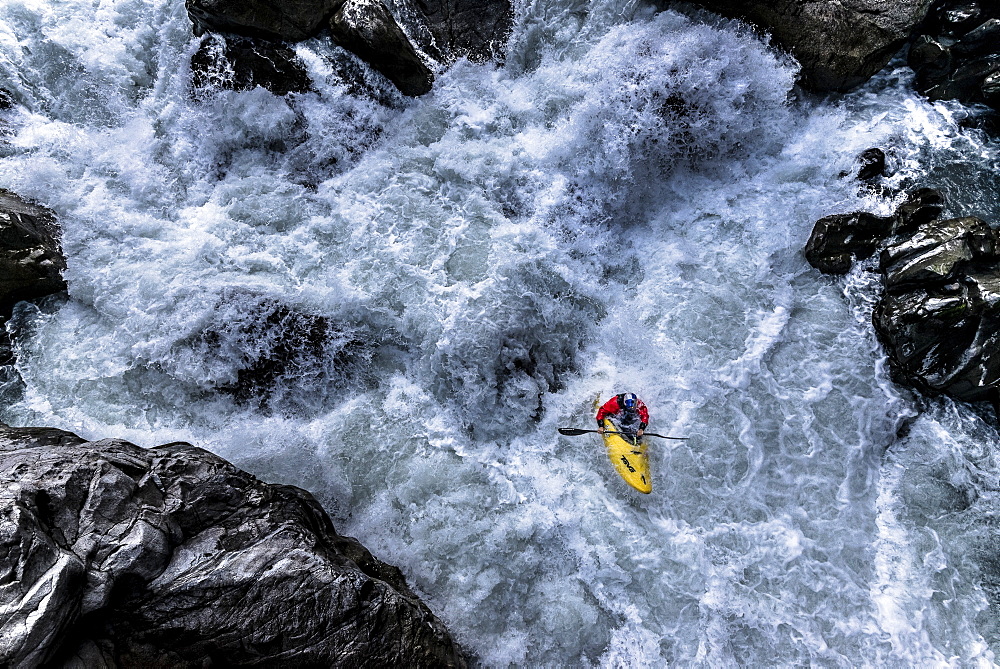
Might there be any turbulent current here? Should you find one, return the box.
[3,0,1000,665]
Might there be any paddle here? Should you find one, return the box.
[558,427,689,440]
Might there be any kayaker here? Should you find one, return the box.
[596,393,649,438]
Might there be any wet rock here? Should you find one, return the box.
[934,2,986,37]
[874,215,1000,403]
[873,273,1000,402]
[184,0,510,96]
[0,424,464,668]
[983,69,1000,108]
[857,147,888,182]
[330,0,434,96]
[839,147,894,198]
[909,34,954,80]
[804,188,945,275]
[0,189,67,318]
[804,187,1000,403]
[680,0,934,91]
[191,33,312,96]
[908,1,1000,110]
[951,17,1000,57]
[805,211,895,274]
[879,215,998,291]
[894,187,946,235]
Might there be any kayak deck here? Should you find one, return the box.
[600,418,652,494]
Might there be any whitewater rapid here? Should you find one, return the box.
[1,0,1000,664]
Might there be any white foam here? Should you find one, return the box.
[0,0,998,665]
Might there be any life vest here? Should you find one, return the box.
[596,394,649,429]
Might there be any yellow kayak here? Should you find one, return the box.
[595,397,651,493]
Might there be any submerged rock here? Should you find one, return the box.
[191,33,313,96]
[185,290,382,411]
[0,189,67,318]
[413,0,514,63]
[681,0,934,91]
[0,425,464,667]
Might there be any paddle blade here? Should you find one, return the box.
[558,428,594,436]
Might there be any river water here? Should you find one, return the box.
[2,0,1000,665]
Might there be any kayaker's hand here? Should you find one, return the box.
[637,429,644,438]
[597,426,604,434]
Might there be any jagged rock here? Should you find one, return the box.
[184,0,510,96]
[0,189,67,318]
[679,0,934,91]
[186,0,343,41]
[873,215,1000,403]
[908,1,1000,110]
[191,33,312,96]
[330,0,434,96]
[0,425,464,668]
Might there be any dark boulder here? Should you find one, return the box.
[186,0,343,41]
[0,424,464,668]
[191,34,312,96]
[873,215,1000,402]
[908,1,1000,111]
[805,187,944,275]
[679,0,934,91]
[857,147,889,182]
[806,184,1000,405]
[330,0,434,96]
[0,189,67,318]
[805,211,895,274]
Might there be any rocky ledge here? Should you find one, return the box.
[0,425,464,667]
[806,175,1000,409]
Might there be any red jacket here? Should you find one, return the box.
[596,395,649,428]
